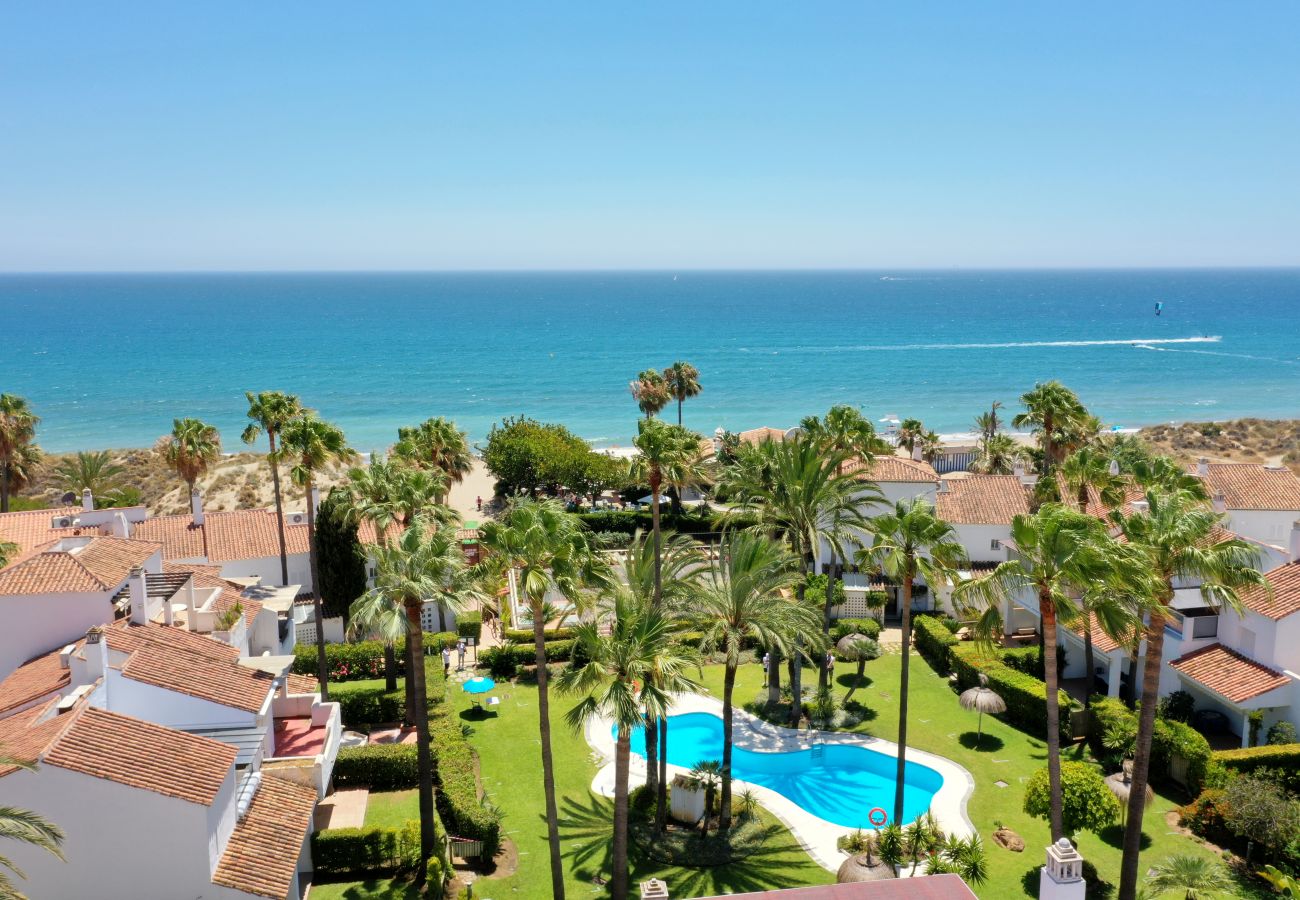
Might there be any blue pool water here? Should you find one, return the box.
[622,711,943,828]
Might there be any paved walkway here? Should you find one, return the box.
[314,788,368,830]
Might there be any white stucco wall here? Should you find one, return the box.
[951,523,1013,564]
[217,553,312,590]
[1227,510,1300,547]
[0,590,114,678]
[0,763,225,900]
[95,671,264,731]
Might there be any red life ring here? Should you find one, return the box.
[868,807,888,827]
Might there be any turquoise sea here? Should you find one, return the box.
[2,270,1298,453]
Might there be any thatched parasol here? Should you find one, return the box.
[836,634,871,655]
[836,851,891,883]
[1105,761,1154,824]
[959,673,1006,744]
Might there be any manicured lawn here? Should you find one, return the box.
[365,789,419,830]
[315,655,1246,899]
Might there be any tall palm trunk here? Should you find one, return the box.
[1039,593,1065,841]
[384,642,398,692]
[676,399,683,425]
[893,564,914,826]
[654,718,669,835]
[789,576,806,728]
[437,601,448,633]
[1,467,10,513]
[407,600,435,887]
[268,431,290,586]
[405,640,417,725]
[767,645,782,707]
[719,663,738,829]
[644,712,659,806]
[819,558,837,692]
[305,475,330,702]
[1119,606,1167,900]
[612,725,631,900]
[532,599,566,900]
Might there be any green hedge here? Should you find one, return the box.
[334,744,419,790]
[913,615,958,671]
[334,685,405,727]
[456,611,483,642]
[831,618,882,642]
[503,627,576,644]
[292,633,460,682]
[1089,698,1212,794]
[480,639,583,677]
[951,642,1075,743]
[426,665,502,856]
[1210,743,1300,794]
[312,825,412,876]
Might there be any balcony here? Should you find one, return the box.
[1167,607,1220,641]
[263,693,342,798]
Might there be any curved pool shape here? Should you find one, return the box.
[623,711,943,828]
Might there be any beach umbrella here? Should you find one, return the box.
[1104,761,1154,824]
[462,676,496,696]
[958,673,1006,744]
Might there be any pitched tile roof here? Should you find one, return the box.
[0,701,72,777]
[0,647,70,716]
[0,507,84,556]
[0,537,161,595]
[44,706,236,805]
[1170,643,1291,703]
[936,476,1030,525]
[1236,562,1300,620]
[285,673,319,694]
[107,621,274,713]
[212,773,318,898]
[842,454,939,483]
[1193,463,1300,511]
[1066,613,1129,655]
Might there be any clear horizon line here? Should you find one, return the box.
[3,264,1300,276]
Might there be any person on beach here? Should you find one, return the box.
[442,646,451,676]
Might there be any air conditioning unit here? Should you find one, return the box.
[52,515,77,529]
[288,512,308,526]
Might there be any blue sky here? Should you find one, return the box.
[1,3,1298,270]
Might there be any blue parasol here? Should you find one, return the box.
[462,677,496,695]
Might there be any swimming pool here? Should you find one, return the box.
[623,711,943,828]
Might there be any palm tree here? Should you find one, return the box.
[1146,854,1235,900]
[726,435,878,710]
[696,531,813,829]
[919,430,942,465]
[1059,446,1126,513]
[340,454,405,692]
[0,395,40,514]
[858,498,966,826]
[556,592,698,899]
[242,391,306,585]
[1013,381,1087,475]
[662,362,702,426]
[393,417,472,503]
[0,754,65,899]
[685,760,723,831]
[51,451,124,504]
[0,541,17,569]
[897,418,925,455]
[973,401,1003,443]
[477,500,612,900]
[954,504,1133,839]
[349,522,467,889]
[629,420,709,609]
[275,415,356,702]
[1114,488,1265,900]
[630,369,671,420]
[971,433,1023,475]
[158,417,221,496]
[800,404,891,475]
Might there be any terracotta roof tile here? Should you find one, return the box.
[1066,613,1130,655]
[1193,463,1300,511]
[0,537,161,595]
[0,507,85,556]
[107,621,273,713]
[1236,562,1300,621]
[0,701,71,777]
[285,673,319,694]
[842,454,939,483]
[45,706,236,805]
[936,476,1030,525]
[212,772,317,898]
[0,648,70,716]
[1170,643,1290,703]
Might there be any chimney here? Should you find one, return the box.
[81,488,94,511]
[1013,461,1026,478]
[1108,459,1120,476]
[110,511,130,538]
[1039,838,1085,900]
[1130,499,1150,514]
[713,426,724,455]
[1291,520,1300,564]
[58,643,77,670]
[1197,457,1210,477]
[938,478,950,493]
[310,486,321,518]
[1212,493,1226,513]
[640,881,669,900]
[71,626,109,692]
[191,489,205,525]
[910,443,923,461]
[129,566,150,625]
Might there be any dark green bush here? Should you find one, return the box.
[426,665,502,857]
[311,826,404,876]
[832,618,882,642]
[291,633,459,681]
[1212,743,1300,794]
[334,685,405,727]
[1088,697,1212,794]
[951,642,1075,743]
[456,611,483,642]
[503,627,576,644]
[912,615,957,671]
[334,744,419,790]
[1267,722,1298,746]
[1157,690,1196,724]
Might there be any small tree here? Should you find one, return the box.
[315,489,368,623]
[1146,854,1235,900]
[1267,721,1298,746]
[1221,775,1300,858]
[1024,761,1120,836]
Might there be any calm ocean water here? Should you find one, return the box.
[3,270,1298,453]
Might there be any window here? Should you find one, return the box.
[990,539,1002,550]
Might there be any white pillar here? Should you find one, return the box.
[1241,711,1252,748]
[1107,656,1122,698]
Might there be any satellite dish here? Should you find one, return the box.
[60,491,77,505]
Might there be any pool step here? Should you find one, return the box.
[809,743,825,764]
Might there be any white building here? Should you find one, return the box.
[1189,459,1300,548]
